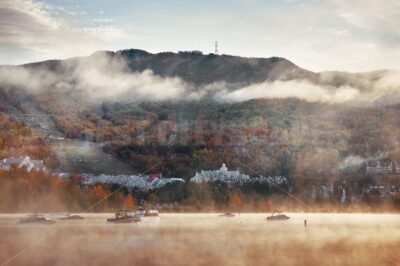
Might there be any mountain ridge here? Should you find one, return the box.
[19,48,314,87]
[11,48,395,98]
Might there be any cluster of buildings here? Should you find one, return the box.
[0,156,46,172]
[4,155,398,201]
[78,162,400,201]
[0,155,184,192]
[365,161,400,174]
[0,156,292,192]
[308,183,334,201]
[304,180,400,203]
[80,172,185,192]
[190,163,250,184]
[354,160,400,200]
[362,185,400,199]
[190,163,292,190]
[265,175,289,186]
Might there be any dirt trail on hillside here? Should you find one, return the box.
[8,101,134,175]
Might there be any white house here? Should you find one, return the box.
[190,163,250,183]
[0,156,46,172]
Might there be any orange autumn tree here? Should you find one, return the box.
[232,193,242,213]
[91,185,108,200]
[124,194,136,210]
[89,185,110,211]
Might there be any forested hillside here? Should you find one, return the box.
[0,49,400,180]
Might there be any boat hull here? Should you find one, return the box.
[266,215,290,221]
[59,215,85,220]
[17,219,56,225]
[107,217,141,224]
[219,213,236,217]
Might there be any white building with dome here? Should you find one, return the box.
[190,163,250,184]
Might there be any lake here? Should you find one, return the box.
[0,213,399,266]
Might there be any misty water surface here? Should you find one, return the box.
[0,213,399,266]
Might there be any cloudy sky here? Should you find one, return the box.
[0,0,399,72]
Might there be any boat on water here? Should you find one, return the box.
[219,212,236,217]
[107,211,141,224]
[59,214,85,220]
[144,209,159,217]
[266,211,290,221]
[135,207,159,220]
[49,212,71,218]
[135,206,146,217]
[17,214,56,225]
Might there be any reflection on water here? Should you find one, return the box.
[0,213,399,266]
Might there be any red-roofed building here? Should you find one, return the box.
[148,172,162,183]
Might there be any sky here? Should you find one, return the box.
[0,0,399,72]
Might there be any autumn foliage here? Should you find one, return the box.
[0,167,133,212]
[0,116,52,160]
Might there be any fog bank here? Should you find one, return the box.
[1,53,400,105]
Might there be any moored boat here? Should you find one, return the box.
[219,212,236,217]
[144,209,159,218]
[135,206,146,218]
[59,214,85,220]
[17,214,56,225]
[49,212,71,218]
[135,207,159,220]
[107,211,141,223]
[266,211,290,221]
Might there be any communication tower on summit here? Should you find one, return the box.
[215,41,219,55]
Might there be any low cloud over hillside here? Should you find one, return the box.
[0,49,399,105]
